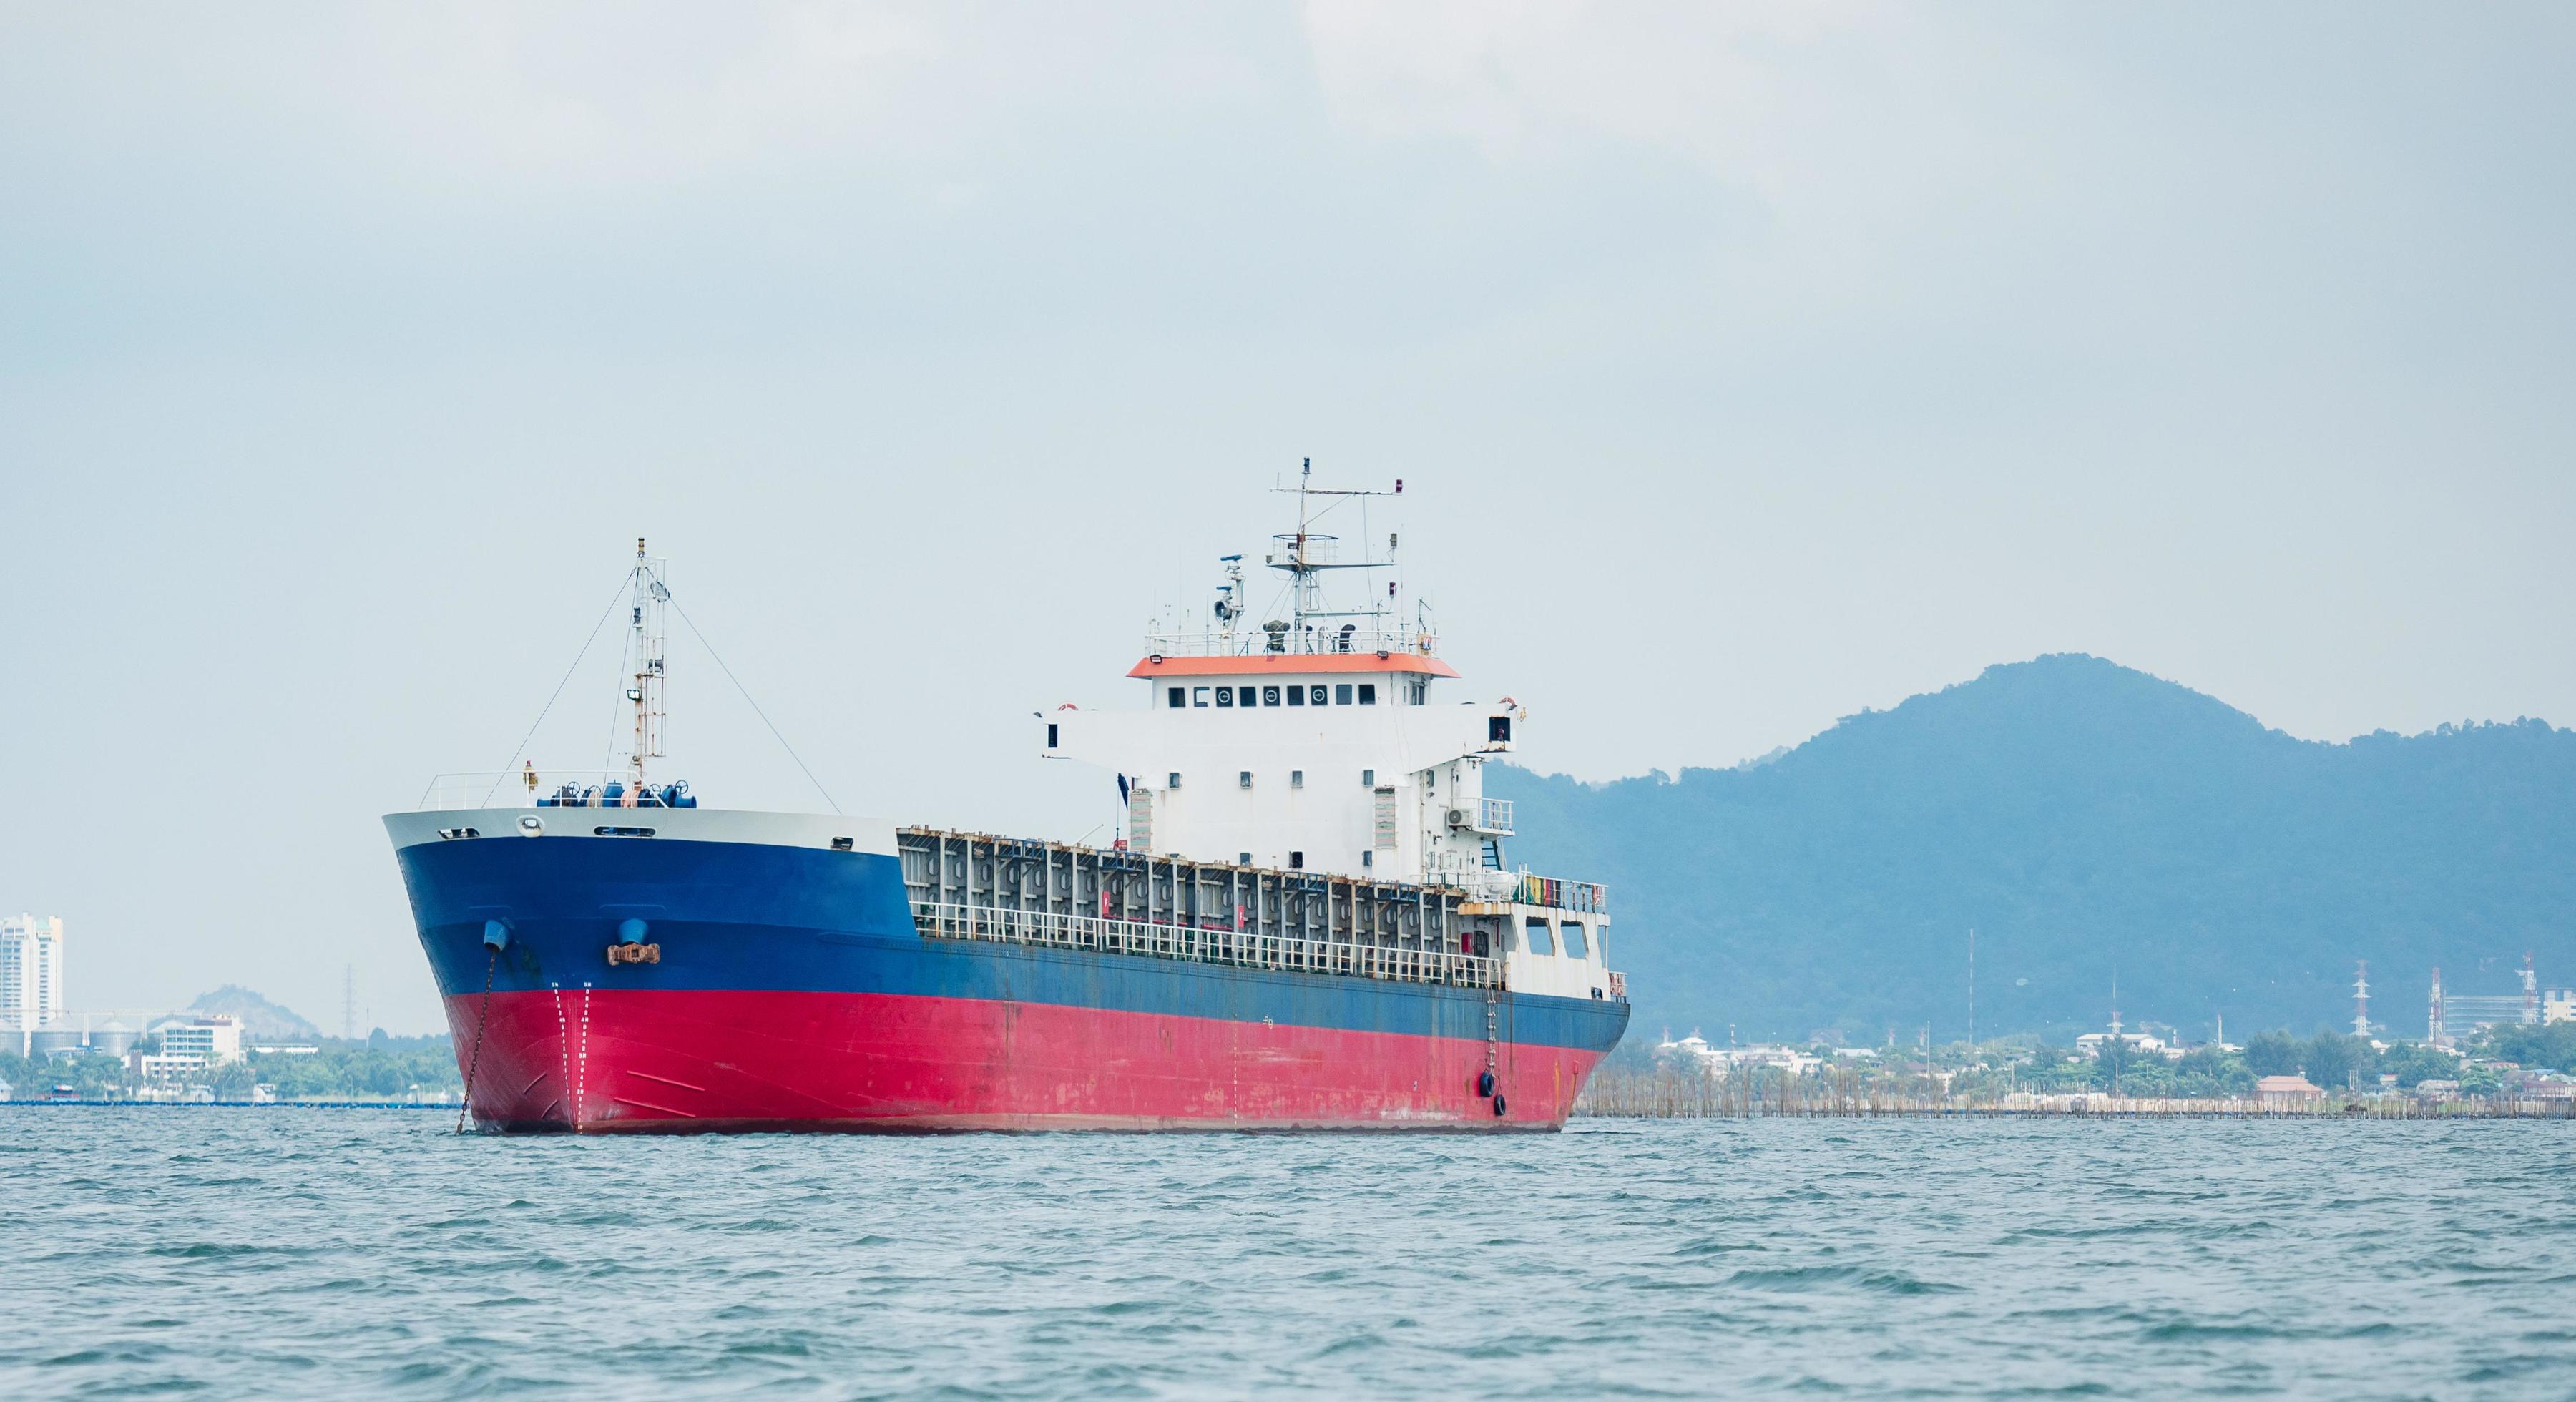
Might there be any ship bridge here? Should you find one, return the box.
[1039,462,1611,1002]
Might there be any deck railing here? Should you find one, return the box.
[415,769,694,811]
[1449,868,1610,915]
[910,901,1502,991]
[1139,630,1437,660]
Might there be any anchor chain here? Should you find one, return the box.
[454,945,498,1134]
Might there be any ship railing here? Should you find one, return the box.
[910,901,1502,991]
[415,769,699,811]
[1140,630,1439,660]
[1459,868,1610,915]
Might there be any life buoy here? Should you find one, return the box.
[1492,1094,1507,1117]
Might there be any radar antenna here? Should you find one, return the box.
[1268,456,1406,652]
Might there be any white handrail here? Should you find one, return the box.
[910,901,1502,991]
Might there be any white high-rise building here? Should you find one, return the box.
[1,914,67,1046]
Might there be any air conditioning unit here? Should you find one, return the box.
[1446,808,1468,827]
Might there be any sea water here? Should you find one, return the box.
[2,1109,2570,1398]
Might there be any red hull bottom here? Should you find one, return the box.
[445,989,1604,1133]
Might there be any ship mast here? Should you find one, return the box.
[626,538,670,795]
[1270,457,1404,652]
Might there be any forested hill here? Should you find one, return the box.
[1490,655,2576,1044]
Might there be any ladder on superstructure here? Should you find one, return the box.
[1484,979,1502,1097]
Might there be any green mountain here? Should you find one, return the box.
[1490,655,2576,1044]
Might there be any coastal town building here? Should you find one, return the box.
[1655,1034,1825,1079]
[139,1015,246,1078]
[2075,1031,2178,1060]
[2255,1074,2325,1109]
[0,913,67,1051]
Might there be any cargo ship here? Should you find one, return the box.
[388,470,1629,1131]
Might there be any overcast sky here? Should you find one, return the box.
[5,2,2572,1032]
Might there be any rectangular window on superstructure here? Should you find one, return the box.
[1310,685,1328,705]
[1489,715,1511,743]
[1357,684,1377,705]
[1192,687,1210,707]
[1524,918,1554,956]
[1167,687,1185,709]
[1045,723,1059,749]
[1216,686,1235,707]
[1559,921,1589,959]
[1336,684,1353,705]
[1263,685,1280,707]
[1290,770,1303,788]
[1285,685,1303,707]
[1238,770,1253,789]
[1238,685,1257,707]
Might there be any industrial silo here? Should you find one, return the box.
[88,1020,137,1058]
[29,1019,86,1059]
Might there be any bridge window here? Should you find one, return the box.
[1238,686,1258,707]
[1167,687,1185,709]
[1263,685,1280,706]
[1489,715,1512,743]
[1357,684,1377,705]
[1336,684,1353,705]
[1286,686,1305,707]
[1216,687,1234,707]
[1559,921,1589,958]
[1524,918,1554,955]
[1192,687,1210,707]
[1310,685,1327,705]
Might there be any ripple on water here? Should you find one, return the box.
[2,1113,2572,1398]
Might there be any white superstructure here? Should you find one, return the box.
[1045,467,1618,1003]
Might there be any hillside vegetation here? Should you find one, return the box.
[1492,655,2576,1042]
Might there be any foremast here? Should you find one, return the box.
[625,539,670,795]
